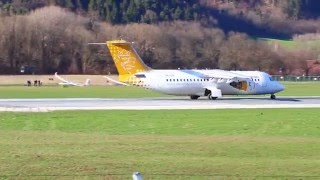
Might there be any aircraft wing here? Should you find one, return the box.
[54,72,87,87]
[181,70,250,83]
[208,72,250,83]
[203,71,251,92]
[103,76,130,86]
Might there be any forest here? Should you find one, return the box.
[0,1,319,75]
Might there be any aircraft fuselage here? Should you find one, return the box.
[130,69,284,97]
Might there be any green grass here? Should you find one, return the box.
[0,109,319,179]
[261,38,298,49]
[278,81,320,96]
[0,85,168,98]
[0,82,320,98]
[260,38,320,50]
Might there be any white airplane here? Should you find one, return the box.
[54,72,91,87]
[90,40,285,99]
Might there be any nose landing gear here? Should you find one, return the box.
[270,94,276,99]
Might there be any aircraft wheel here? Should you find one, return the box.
[270,94,276,99]
[208,93,218,100]
[190,95,200,100]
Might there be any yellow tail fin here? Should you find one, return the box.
[106,40,150,77]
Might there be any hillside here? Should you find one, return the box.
[1,0,320,38]
[0,1,319,76]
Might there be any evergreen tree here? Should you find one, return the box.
[110,0,120,23]
[88,0,97,11]
[174,6,183,20]
[126,0,139,22]
[286,0,302,19]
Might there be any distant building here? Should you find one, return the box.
[20,66,37,74]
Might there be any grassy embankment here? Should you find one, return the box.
[0,109,319,179]
[0,81,319,98]
[260,38,320,50]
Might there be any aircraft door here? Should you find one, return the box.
[260,74,268,87]
[248,80,255,92]
[261,78,267,87]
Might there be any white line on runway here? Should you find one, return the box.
[1,104,320,112]
[0,96,320,112]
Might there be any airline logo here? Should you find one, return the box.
[115,48,136,71]
[107,40,148,75]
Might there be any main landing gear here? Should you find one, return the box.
[190,95,218,100]
[270,94,276,99]
[190,95,200,100]
[204,89,218,100]
[208,93,218,100]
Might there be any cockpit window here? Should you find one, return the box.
[269,76,274,81]
[135,74,146,78]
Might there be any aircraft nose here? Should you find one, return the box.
[278,83,285,92]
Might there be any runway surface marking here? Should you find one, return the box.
[0,96,320,112]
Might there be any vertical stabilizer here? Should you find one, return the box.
[106,40,150,77]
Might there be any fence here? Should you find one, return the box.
[272,75,320,82]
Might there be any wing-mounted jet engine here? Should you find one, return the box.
[229,81,248,91]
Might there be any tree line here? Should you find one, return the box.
[2,0,320,19]
[0,0,204,23]
[0,6,318,75]
[1,0,320,37]
[200,0,320,36]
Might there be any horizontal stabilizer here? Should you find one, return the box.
[55,72,90,87]
[103,76,130,86]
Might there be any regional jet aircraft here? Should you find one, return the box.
[54,72,91,87]
[89,40,284,99]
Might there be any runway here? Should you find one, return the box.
[0,96,320,112]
